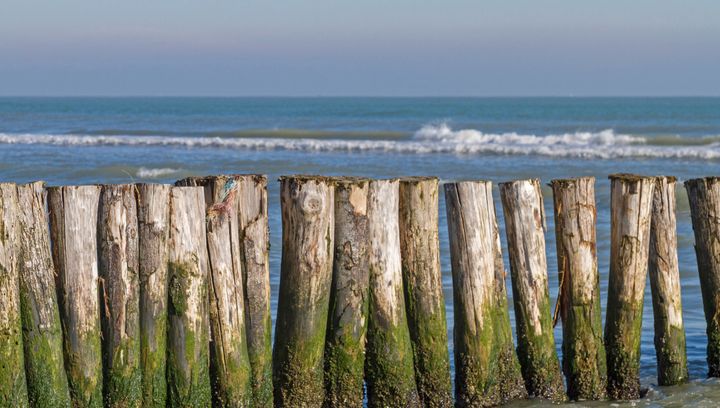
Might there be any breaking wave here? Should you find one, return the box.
[2,123,720,160]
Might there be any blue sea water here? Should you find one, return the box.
[1,97,719,406]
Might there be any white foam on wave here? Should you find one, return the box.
[136,167,182,178]
[1,124,719,160]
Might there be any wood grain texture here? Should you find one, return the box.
[649,176,688,386]
[604,174,654,400]
[48,185,104,408]
[445,181,526,407]
[499,178,565,401]
[398,177,451,408]
[273,176,334,408]
[550,177,606,400]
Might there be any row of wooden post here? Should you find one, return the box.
[0,174,719,407]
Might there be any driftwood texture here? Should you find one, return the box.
[177,176,252,407]
[398,177,452,408]
[604,174,654,400]
[365,179,420,408]
[0,183,29,406]
[685,176,720,377]
[48,185,104,407]
[97,184,141,407]
[499,178,565,401]
[16,182,71,406]
[167,186,212,406]
[550,177,607,400]
[273,176,335,407]
[649,176,688,385]
[137,183,171,407]
[324,177,370,407]
[445,181,526,407]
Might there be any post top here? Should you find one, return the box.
[608,173,654,183]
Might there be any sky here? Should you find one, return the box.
[0,0,718,96]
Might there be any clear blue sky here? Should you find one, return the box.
[1,0,718,96]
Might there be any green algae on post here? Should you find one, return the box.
[0,183,29,407]
[550,177,607,400]
[48,185,104,407]
[324,178,370,407]
[649,176,688,386]
[16,182,72,407]
[167,186,212,407]
[685,177,720,378]
[499,179,565,402]
[445,181,527,407]
[605,174,655,400]
[273,176,335,407]
[365,179,420,407]
[398,177,452,408]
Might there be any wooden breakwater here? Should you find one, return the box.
[0,173,718,407]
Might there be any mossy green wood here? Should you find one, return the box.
[0,183,29,407]
[684,177,720,377]
[444,181,526,407]
[137,183,171,407]
[98,185,142,407]
[550,178,607,400]
[604,174,655,400]
[324,178,370,407]
[48,186,104,408]
[365,179,420,407]
[167,186,212,407]
[16,182,71,407]
[273,176,335,407]
[649,176,688,386]
[499,179,565,401]
[398,177,452,408]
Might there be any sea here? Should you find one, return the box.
[1,97,719,406]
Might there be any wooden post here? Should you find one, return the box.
[499,178,565,401]
[685,176,720,377]
[445,181,526,407]
[365,179,420,407]
[273,176,334,407]
[550,177,606,400]
[324,177,370,407]
[167,186,212,406]
[604,174,654,400]
[236,175,273,407]
[0,183,29,406]
[137,183,171,407]
[398,177,452,408]
[16,182,71,406]
[177,176,253,407]
[649,176,688,385]
[48,185,104,407]
[97,184,141,406]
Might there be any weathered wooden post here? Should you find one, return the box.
[236,175,273,407]
[137,183,171,407]
[649,176,688,385]
[685,176,720,377]
[273,176,334,407]
[177,176,253,407]
[365,179,420,407]
[604,174,654,400]
[445,181,526,407]
[16,182,71,406]
[0,183,29,406]
[550,177,607,400]
[167,186,212,406]
[97,184,141,407]
[499,178,565,401]
[324,177,370,407]
[398,177,452,408]
[48,185,104,407]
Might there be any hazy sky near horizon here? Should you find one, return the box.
[1,0,719,96]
